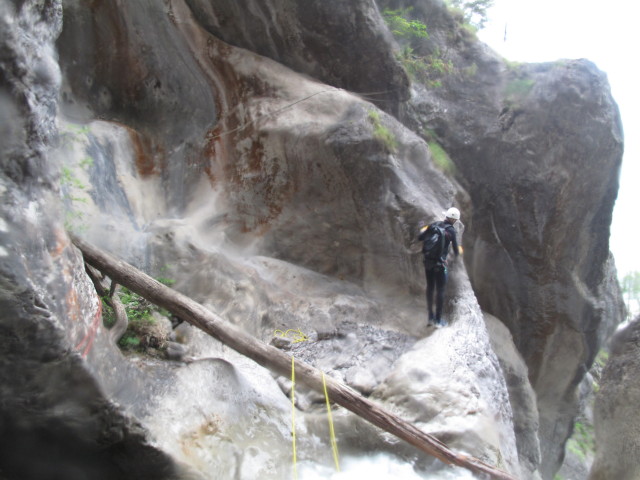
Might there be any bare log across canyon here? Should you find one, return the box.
[70,234,516,480]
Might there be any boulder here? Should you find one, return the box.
[590,317,640,480]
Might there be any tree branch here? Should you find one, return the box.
[84,263,128,343]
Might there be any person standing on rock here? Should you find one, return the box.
[418,207,460,327]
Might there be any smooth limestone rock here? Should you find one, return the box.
[51,1,525,477]
[484,313,542,480]
[367,273,522,477]
[452,61,623,478]
[589,317,640,480]
[1,0,625,479]
[395,1,624,474]
[0,1,196,479]
[183,0,410,112]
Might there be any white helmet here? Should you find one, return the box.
[444,207,460,220]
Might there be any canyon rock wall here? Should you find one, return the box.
[0,1,195,478]
[590,316,640,480]
[386,2,624,475]
[0,0,626,479]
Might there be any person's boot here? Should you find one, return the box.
[436,317,448,327]
[428,313,436,327]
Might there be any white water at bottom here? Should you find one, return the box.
[298,453,475,480]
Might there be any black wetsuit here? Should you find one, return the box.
[418,221,459,323]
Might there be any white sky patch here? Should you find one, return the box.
[479,0,640,278]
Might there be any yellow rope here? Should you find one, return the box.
[322,372,341,472]
[285,333,339,476]
[274,328,309,344]
[291,355,298,480]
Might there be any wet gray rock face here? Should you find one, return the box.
[0,0,626,479]
[394,1,624,475]
[183,0,410,112]
[0,1,190,479]
[590,317,640,480]
[484,313,541,477]
[437,61,622,477]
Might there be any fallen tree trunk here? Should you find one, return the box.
[70,234,517,480]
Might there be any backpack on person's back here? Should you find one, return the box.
[419,221,448,262]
